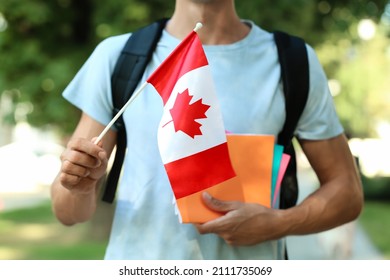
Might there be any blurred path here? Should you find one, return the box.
[0,128,61,213]
[0,189,50,212]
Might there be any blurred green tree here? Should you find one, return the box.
[316,5,390,137]
[0,0,389,137]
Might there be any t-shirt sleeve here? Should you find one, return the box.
[62,35,129,127]
[295,44,344,140]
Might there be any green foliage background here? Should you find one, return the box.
[1,0,389,137]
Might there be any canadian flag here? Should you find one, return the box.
[147,29,236,200]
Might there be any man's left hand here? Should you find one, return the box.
[195,192,286,246]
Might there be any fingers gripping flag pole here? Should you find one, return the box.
[95,22,236,205]
[94,22,203,144]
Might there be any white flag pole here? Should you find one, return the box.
[94,82,147,144]
[193,22,203,32]
[94,22,203,145]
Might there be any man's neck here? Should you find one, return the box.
[166,0,250,45]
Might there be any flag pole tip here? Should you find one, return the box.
[194,22,203,32]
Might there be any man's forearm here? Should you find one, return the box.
[51,175,99,226]
[282,175,363,236]
[283,135,364,235]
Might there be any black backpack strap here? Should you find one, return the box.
[102,18,168,203]
[274,31,309,209]
[274,31,309,146]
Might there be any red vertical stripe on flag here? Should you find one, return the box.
[164,142,236,199]
[147,31,208,105]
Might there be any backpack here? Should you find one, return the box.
[102,18,309,211]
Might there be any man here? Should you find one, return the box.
[51,0,363,259]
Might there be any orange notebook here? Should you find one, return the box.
[175,134,275,223]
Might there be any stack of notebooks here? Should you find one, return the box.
[175,134,291,223]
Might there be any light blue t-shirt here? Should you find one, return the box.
[63,21,343,260]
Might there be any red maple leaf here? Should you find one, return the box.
[168,88,210,138]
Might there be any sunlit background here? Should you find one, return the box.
[1,0,389,260]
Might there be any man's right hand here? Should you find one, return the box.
[51,113,117,225]
[59,137,108,194]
